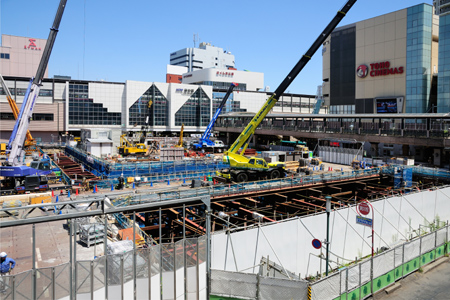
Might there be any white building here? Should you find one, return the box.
[181,68,264,92]
[170,42,235,72]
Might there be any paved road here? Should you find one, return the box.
[372,258,450,300]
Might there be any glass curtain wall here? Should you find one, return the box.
[69,84,121,125]
[128,84,168,127]
[437,14,450,112]
[175,88,210,126]
[405,4,433,113]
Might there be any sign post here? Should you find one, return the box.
[357,200,374,296]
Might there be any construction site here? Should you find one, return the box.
[2,0,450,299]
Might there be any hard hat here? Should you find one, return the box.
[0,252,6,258]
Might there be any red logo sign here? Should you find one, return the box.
[358,202,370,215]
[24,39,41,50]
[216,71,234,77]
[357,61,403,78]
[356,64,369,78]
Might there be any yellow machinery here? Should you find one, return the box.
[0,74,36,148]
[176,124,184,148]
[216,0,356,182]
[117,134,147,156]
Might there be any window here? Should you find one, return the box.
[0,53,10,59]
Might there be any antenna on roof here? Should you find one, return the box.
[193,33,198,48]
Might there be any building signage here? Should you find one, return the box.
[24,38,41,51]
[216,71,234,77]
[356,215,373,227]
[175,88,195,94]
[357,61,403,78]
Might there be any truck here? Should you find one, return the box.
[0,0,67,192]
[216,0,357,182]
[192,83,236,151]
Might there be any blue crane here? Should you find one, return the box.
[193,82,237,150]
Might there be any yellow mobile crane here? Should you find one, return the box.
[217,0,357,182]
[176,124,184,148]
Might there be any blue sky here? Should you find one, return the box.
[1,0,432,95]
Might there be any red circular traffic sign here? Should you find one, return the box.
[358,202,370,215]
[312,239,322,249]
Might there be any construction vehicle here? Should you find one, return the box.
[117,134,148,156]
[217,0,356,182]
[0,74,36,149]
[0,0,67,192]
[192,83,236,151]
[176,124,184,148]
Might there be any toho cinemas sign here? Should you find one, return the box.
[356,61,403,78]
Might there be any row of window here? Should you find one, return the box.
[0,87,53,97]
[0,112,53,121]
[0,53,10,59]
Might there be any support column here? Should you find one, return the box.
[402,144,410,157]
[371,143,379,157]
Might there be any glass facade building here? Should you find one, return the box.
[68,84,121,125]
[129,84,169,127]
[437,14,450,112]
[405,4,433,113]
[175,87,210,126]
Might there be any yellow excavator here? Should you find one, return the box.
[117,134,147,156]
[216,0,356,182]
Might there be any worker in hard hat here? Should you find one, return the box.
[0,252,16,274]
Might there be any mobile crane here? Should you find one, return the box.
[192,83,236,151]
[217,0,357,182]
[0,74,36,149]
[0,0,67,193]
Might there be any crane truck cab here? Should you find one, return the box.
[217,152,285,182]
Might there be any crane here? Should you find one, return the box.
[0,74,36,148]
[192,82,236,151]
[6,0,67,167]
[176,124,184,148]
[217,0,357,182]
[0,0,67,194]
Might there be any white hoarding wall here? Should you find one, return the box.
[211,187,450,277]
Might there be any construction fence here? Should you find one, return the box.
[0,237,207,300]
[209,223,450,300]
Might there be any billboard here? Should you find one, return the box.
[376,98,402,113]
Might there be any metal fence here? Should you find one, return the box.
[210,270,309,300]
[310,223,450,300]
[208,223,449,300]
[0,237,207,300]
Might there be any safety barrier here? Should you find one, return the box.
[209,223,449,300]
[210,270,309,300]
[0,237,207,300]
[310,223,450,300]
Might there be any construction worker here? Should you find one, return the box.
[0,252,15,274]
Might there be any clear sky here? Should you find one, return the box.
[1,0,432,95]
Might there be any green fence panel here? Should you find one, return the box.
[210,296,246,300]
[435,245,445,259]
[420,250,436,266]
[394,266,403,281]
[403,257,419,275]
[372,270,395,293]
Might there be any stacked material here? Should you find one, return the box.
[79,223,105,247]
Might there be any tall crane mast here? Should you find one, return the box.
[218,0,357,182]
[0,74,36,147]
[6,0,67,166]
[226,0,357,157]
[193,82,236,150]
